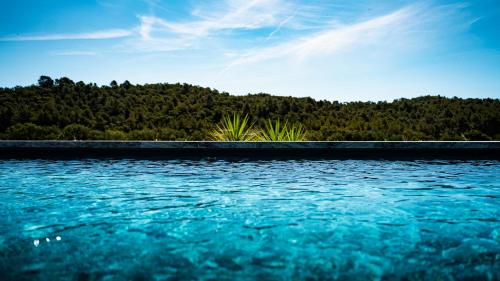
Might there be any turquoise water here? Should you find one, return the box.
[0,159,499,280]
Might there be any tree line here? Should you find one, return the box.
[0,76,499,141]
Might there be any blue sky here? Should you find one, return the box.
[1,0,499,101]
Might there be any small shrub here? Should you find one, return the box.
[104,130,128,140]
[156,128,179,140]
[128,129,157,140]
[6,123,61,140]
[462,130,492,141]
[259,119,287,141]
[259,119,306,141]
[285,123,306,141]
[61,124,91,140]
[88,130,105,140]
[211,114,256,141]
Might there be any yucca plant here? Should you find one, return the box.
[211,114,256,141]
[258,119,307,141]
[285,123,306,141]
[259,119,288,141]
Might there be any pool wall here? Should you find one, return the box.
[0,141,499,159]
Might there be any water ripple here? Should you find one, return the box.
[0,159,499,280]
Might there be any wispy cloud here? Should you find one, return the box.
[224,6,418,70]
[138,0,292,39]
[265,8,299,41]
[1,0,472,62]
[0,29,132,41]
[50,51,98,56]
[127,0,307,53]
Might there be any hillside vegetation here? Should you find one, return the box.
[0,76,499,141]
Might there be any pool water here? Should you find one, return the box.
[0,159,499,280]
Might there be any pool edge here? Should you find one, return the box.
[1,141,499,159]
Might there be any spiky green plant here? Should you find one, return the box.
[259,119,288,141]
[211,114,256,141]
[285,123,306,141]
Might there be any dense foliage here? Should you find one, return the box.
[0,76,499,140]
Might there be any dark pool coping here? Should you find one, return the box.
[1,141,499,159]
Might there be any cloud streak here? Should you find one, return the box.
[138,0,292,40]
[51,51,98,56]
[0,29,132,41]
[224,6,418,70]
[265,8,299,41]
[1,0,470,63]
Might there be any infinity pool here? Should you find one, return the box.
[0,159,499,280]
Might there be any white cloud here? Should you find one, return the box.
[0,29,132,41]
[51,51,98,56]
[224,6,420,69]
[265,8,299,41]
[2,0,472,63]
[128,0,301,53]
[137,0,292,39]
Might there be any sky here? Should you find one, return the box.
[0,0,499,101]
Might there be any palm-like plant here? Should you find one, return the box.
[259,119,307,141]
[259,119,288,141]
[285,123,306,141]
[211,114,256,141]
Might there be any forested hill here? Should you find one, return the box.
[1,76,499,141]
